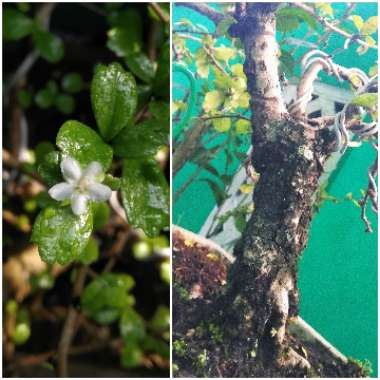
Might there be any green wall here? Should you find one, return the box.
[173,3,378,375]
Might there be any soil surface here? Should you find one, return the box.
[172,229,369,378]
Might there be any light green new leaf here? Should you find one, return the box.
[351,93,378,109]
[214,46,236,62]
[360,16,378,36]
[350,15,364,31]
[32,206,93,265]
[203,90,224,113]
[121,160,169,237]
[236,119,251,134]
[56,120,113,171]
[213,118,231,132]
[91,62,137,141]
[78,237,99,265]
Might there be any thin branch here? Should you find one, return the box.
[150,3,169,23]
[173,28,216,36]
[177,3,225,24]
[57,265,87,377]
[293,3,377,50]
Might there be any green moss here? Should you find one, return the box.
[173,339,187,357]
[347,357,373,377]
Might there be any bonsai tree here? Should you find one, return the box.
[172,2,377,377]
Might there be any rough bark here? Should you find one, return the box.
[225,4,328,370]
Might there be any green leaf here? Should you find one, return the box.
[37,151,62,186]
[17,89,32,109]
[119,307,146,343]
[56,120,113,171]
[351,93,378,109]
[213,118,231,132]
[203,90,224,113]
[103,174,121,191]
[121,160,169,237]
[148,305,169,333]
[149,101,170,126]
[92,202,111,230]
[125,52,156,83]
[61,72,84,93]
[35,88,54,109]
[107,9,143,56]
[112,119,167,159]
[91,62,137,141]
[35,142,55,165]
[55,94,75,115]
[276,14,299,33]
[33,29,64,63]
[81,273,135,324]
[153,41,170,98]
[32,206,93,265]
[277,7,318,30]
[121,344,142,368]
[3,8,34,41]
[78,237,99,265]
[360,16,377,35]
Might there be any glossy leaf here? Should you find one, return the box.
[91,62,137,141]
[32,206,93,265]
[33,29,64,63]
[92,202,111,230]
[107,9,142,56]
[112,119,167,159]
[3,8,34,40]
[153,41,170,98]
[37,151,62,186]
[121,160,169,237]
[125,52,156,83]
[78,237,99,265]
[56,120,113,171]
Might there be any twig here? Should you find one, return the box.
[177,3,225,24]
[150,3,169,23]
[56,265,87,377]
[293,3,377,50]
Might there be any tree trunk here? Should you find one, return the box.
[225,4,329,370]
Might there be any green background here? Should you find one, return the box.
[173,3,378,375]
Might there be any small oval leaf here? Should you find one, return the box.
[91,62,137,141]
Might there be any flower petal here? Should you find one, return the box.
[61,156,82,183]
[71,192,89,215]
[82,161,103,181]
[48,183,74,201]
[88,183,112,202]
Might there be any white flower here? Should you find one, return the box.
[48,156,112,216]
